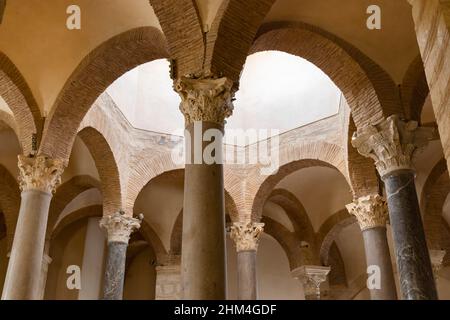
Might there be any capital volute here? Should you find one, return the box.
[346,194,389,231]
[230,222,264,252]
[351,115,435,178]
[17,154,65,194]
[174,74,234,126]
[100,211,143,244]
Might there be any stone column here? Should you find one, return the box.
[352,115,437,300]
[408,0,450,175]
[100,211,141,300]
[291,265,330,300]
[155,264,182,300]
[346,194,398,300]
[38,254,52,299]
[2,155,64,300]
[175,75,234,300]
[230,222,264,300]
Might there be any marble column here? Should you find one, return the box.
[2,155,64,300]
[155,264,182,300]
[352,115,437,300]
[230,222,264,300]
[100,211,142,300]
[175,75,234,300]
[346,194,397,300]
[291,265,330,300]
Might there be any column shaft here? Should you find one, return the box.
[2,190,52,299]
[362,227,397,300]
[384,169,437,299]
[102,242,127,300]
[237,250,257,300]
[182,121,226,299]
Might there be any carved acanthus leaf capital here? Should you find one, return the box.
[230,222,264,252]
[429,249,446,278]
[100,211,143,244]
[346,194,389,231]
[174,74,234,126]
[18,155,65,194]
[351,115,435,177]
[291,265,330,299]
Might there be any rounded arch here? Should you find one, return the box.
[39,27,169,161]
[46,175,101,240]
[251,22,402,129]
[78,127,122,217]
[248,141,347,221]
[0,164,20,249]
[0,110,20,145]
[0,51,41,154]
[401,55,429,122]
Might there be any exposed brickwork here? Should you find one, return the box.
[410,0,450,176]
[205,0,275,84]
[0,164,20,250]
[251,22,403,129]
[39,27,168,161]
[46,175,100,240]
[401,55,430,121]
[149,0,204,78]
[0,51,41,155]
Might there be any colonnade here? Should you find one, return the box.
[1,1,450,300]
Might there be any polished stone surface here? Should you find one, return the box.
[103,242,127,300]
[237,250,257,300]
[384,169,437,300]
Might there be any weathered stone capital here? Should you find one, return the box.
[291,265,330,299]
[351,115,435,178]
[230,222,264,252]
[18,154,65,194]
[174,74,234,126]
[100,211,143,244]
[346,194,389,231]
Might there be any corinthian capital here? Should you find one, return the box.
[346,194,389,231]
[230,222,264,252]
[18,155,65,194]
[291,265,330,300]
[174,74,234,126]
[100,211,143,244]
[351,115,435,178]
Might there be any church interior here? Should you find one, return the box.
[0,0,449,300]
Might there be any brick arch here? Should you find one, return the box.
[421,158,450,265]
[328,243,348,287]
[126,156,183,214]
[345,115,380,198]
[204,0,275,83]
[248,142,347,222]
[0,51,41,155]
[268,189,315,251]
[251,22,403,129]
[316,209,356,267]
[0,164,20,249]
[78,127,122,217]
[46,175,101,241]
[401,55,430,122]
[0,110,20,144]
[149,0,204,78]
[39,27,168,161]
[51,205,103,239]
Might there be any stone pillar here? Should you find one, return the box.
[352,115,437,300]
[230,222,264,300]
[291,265,330,300]
[79,217,106,300]
[408,0,450,175]
[175,75,234,300]
[38,254,52,300]
[2,155,64,300]
[155,265,182,300]
[100,211,141,300]
[346,194,398,300]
